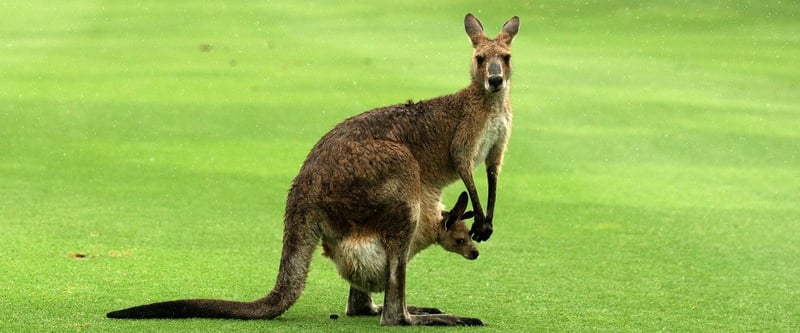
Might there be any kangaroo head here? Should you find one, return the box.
[465,14,520,94]
[438,192,479,260]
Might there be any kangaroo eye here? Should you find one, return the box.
[456,239,466,245]
[475,55,485,66]
[502,54,511,64]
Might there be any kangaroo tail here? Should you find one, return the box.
[107,211,319,320]
[106,299,271,319]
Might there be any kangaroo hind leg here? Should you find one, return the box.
[346,287,380,316]
[378,203,483,326]
[346,287,443,316]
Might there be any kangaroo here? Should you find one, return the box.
[107,13,519,326]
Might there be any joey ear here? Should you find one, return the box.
[445,192,470,230]
[453,192,469,216]
[497,16,520,45]
[444,215,457,230]
[464,13,486,47]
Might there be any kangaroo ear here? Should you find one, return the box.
[453,191,469,215]
[464,13,486,47]
[444,192,470,230]
[497,16,519,45]
[461,211,475,220]
[444,215,457,230]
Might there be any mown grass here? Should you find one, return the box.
[1,1,798,332]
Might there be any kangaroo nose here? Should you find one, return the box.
[488,76,503,90]
[468,250,479,260]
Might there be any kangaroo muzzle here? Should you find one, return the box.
[487,61,504,92]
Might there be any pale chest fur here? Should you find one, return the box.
[473,111,511,166]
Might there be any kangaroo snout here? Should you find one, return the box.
[487,76,504,91]
[465,249,479,260]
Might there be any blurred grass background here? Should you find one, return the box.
[1,1,798,332]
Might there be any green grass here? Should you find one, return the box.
[2,1,799,332]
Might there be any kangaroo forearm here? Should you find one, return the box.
[460,173,485,217]
[486,164,498,222]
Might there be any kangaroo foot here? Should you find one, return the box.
[381,313,486,326]
[346,305,380,316]
[413,314,485,326]
[346,287,381,316]
[346,305,443,316]
[407,305,444,315]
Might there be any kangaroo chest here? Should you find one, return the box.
[474,113,510,166]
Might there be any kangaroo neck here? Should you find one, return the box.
[463,83,509,113]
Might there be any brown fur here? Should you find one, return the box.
[107,13,520,326]
[321,191,478,294]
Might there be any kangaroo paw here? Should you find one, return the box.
[469,219,493,242]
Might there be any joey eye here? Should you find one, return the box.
[475,55,485,66]
[456,239,466,245]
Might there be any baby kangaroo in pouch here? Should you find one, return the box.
[107,13,519,326]
[324,191,478,316]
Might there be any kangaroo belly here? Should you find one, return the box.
[325,237,388,293]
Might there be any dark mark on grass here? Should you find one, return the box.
[69,252,89,259]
